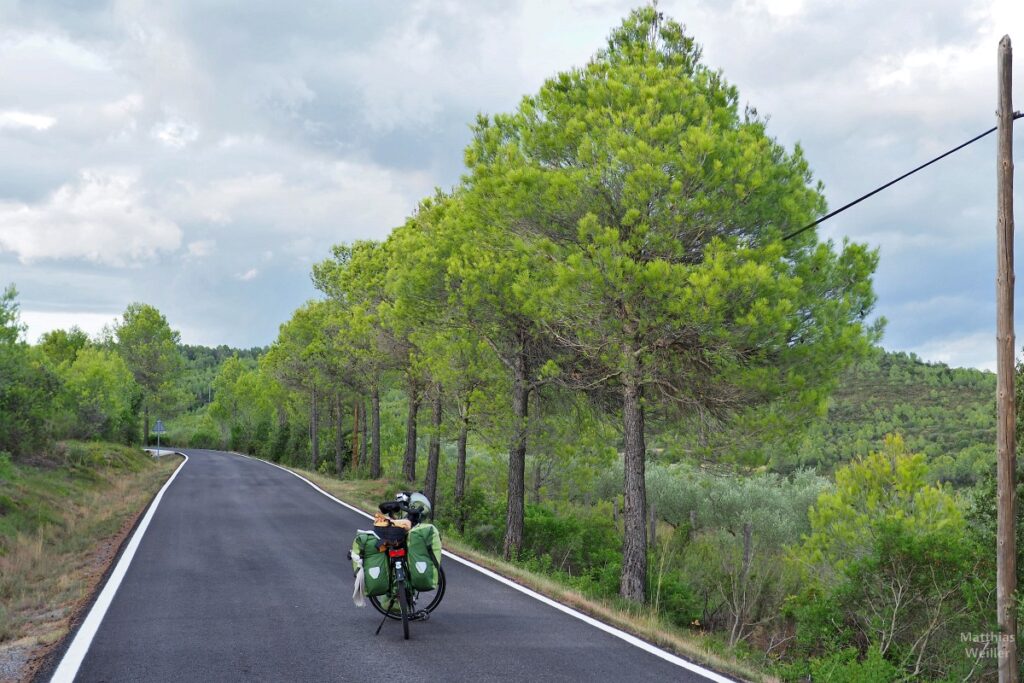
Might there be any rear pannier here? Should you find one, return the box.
[406,523,442,591]
[351,531,390,597]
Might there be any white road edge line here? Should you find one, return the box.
[50,452,189,683]
[250,454,736,683]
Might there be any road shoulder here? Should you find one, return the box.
[26,452,185,683]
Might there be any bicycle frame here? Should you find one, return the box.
[368,534,446,639]
[389,547,408,583]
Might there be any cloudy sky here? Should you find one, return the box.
[0,0,1021,369]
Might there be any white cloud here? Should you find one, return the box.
[909,330,996,371]
[335,2,536,133]
[101,94,144,118]
[0,0,1016,355]
[259,74,316,116]
[740,0,805,19]
[99,94,144,137]
[20,310,117,344]
[0,31,122,117]
[0,169,182,266]
[170,158,430,238]
[151,117,199,148]
[237,267,258,281]
[3,32,111,72]
[217,134,264,148]
[187,239,215,257]
[0,110,56,130]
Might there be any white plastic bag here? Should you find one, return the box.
[352,553,366,608]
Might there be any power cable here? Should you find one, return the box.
[783,111,1024,242]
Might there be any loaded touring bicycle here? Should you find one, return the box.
[349,491,446,639]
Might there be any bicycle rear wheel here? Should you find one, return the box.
[422,565,446,614]
[369,593,403,618]
[370,566,446,619]
[397,579,410,640]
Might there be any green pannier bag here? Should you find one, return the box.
[406,523,442,591]
[351,531,390,597]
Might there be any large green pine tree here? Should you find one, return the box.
[463,7,879,601]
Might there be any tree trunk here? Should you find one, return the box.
[359,397,368,468]
[455,400,469,534]
[503,344,529,559]
[351,401,360,468]
[334,394,345,475]
[402,377,420,482]
[143,404,150,446]
[620,367,647,603]
[424,384,442,515]
[730,521,754,647]
[370,384,382,478]
[310,384,319,470]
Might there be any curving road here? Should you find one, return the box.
[48,449,733,682]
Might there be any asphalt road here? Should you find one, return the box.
[58,449,731,682]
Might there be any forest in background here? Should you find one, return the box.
[1,7,1014,681]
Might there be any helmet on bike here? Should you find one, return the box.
[407,492,431,516]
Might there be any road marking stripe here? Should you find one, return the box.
[50,453,189,683]
[255,456,736,683]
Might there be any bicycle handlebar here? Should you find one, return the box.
[378,500,406,515]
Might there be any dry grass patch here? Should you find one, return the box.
[0,444,182,680]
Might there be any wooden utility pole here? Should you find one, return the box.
[995,34,1017,683]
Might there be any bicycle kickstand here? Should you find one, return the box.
[375,598,395,635]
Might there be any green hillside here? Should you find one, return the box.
[780,348,996,485]
[178,344,264,412]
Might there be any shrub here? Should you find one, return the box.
[188,429,219,448]
[0,345,60,457]
[647,546,701,628]
[269,421,291,462]
[786,435,992,680]
[805,647,901,683]
[56,348,138,442]
[521,503,620,585]
[0,451,13,481]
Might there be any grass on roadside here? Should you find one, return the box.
[281,463,772,683]
[0,442,181,655]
